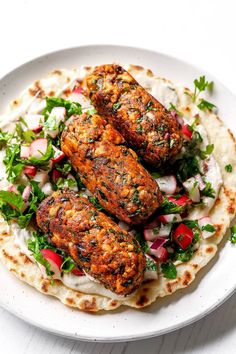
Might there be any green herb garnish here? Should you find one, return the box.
[161,261,177,279]
[225,164,233,173]
[43,97,82,119]
[229,225,236,244]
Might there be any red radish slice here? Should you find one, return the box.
[73,87,83,94]
[195,174,206,191]
[33,171,49,187]
[168,195,191,207]
[22,185,32,202]
[155,247,168,262]
[24,114,44,132]
[23,165,37,177]
[182,124,193,139]
[157,214,182,224]
[41,249,63,279]
[157,224,172,237]
[41,182,53,195]
[50,107,66,121]
[183,177,200,202]
[29,138,48,159]
[52,169,62,183]
[198,216,216,239]
[20,146,30,159]
[51,146,65,163]
[173,223,194,250]
[72,267,84,276]
[7,184,17,193]
[144,229,157,242]
[155,175,177,195]
[149,238,168,260]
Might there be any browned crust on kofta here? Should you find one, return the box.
[82,64,183,166]
[61,113,162,225]
[36,190,146,296]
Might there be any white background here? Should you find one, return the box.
[1,0,236,353]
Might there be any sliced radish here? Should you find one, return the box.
[149,238,168,260]
[29,138,48,159]
[198,216,216,239]
[51,169,62,183]
[144,255,158,280]
[155,247,168,262]
[20,145,30,159]
[183,177,200,203]
[7,184,17,193]
[23,165,37,177]
[168,195,192,207]
[41,249,63,279]
[73,86,83,94]
[195,174,206,191]
[144,229,158,242]
[44,107,66,138]
[155,175,177,195]
[157,223,172,237]
[68,92,91,108]
[157,214,182,224]
[24,114,44,132]
[33,170,49,187]
[182,124,193,139]
[41,182,53,195]
[173,223,194,250]
[51,146,65,163]
[71,267,84,276]
[22,185,32,202]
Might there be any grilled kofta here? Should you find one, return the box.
[36,190,146,296]
[61,113,163,225]
[82,64,183,166]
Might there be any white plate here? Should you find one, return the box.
[0,45,236,342]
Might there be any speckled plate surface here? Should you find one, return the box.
[0,45,236,342]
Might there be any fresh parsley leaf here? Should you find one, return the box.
[202,224,216,233]
[44,115,58,131]
[202,181,215,198]
[61,256,75,273]
[135,232,150,253]
[160,198,184,214]
[3,144,24,182]
[230,225,236,244]
[161,261,177,279]
[225,164,233,173]
[43,97,82,119]
[183,220,199,229]
[56,177,77,190]
[175,249,193,262]
[193,76,214,102]
[0,130,12,148]
[146,257,157,271]
[55,162,72,175]
[197,99,216,111]
[0,190,24,212]
[86,108,97,115]
[200,144,214,160]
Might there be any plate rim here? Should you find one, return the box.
[1,44,236,342]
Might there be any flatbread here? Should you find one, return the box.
[0,66,236,311]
